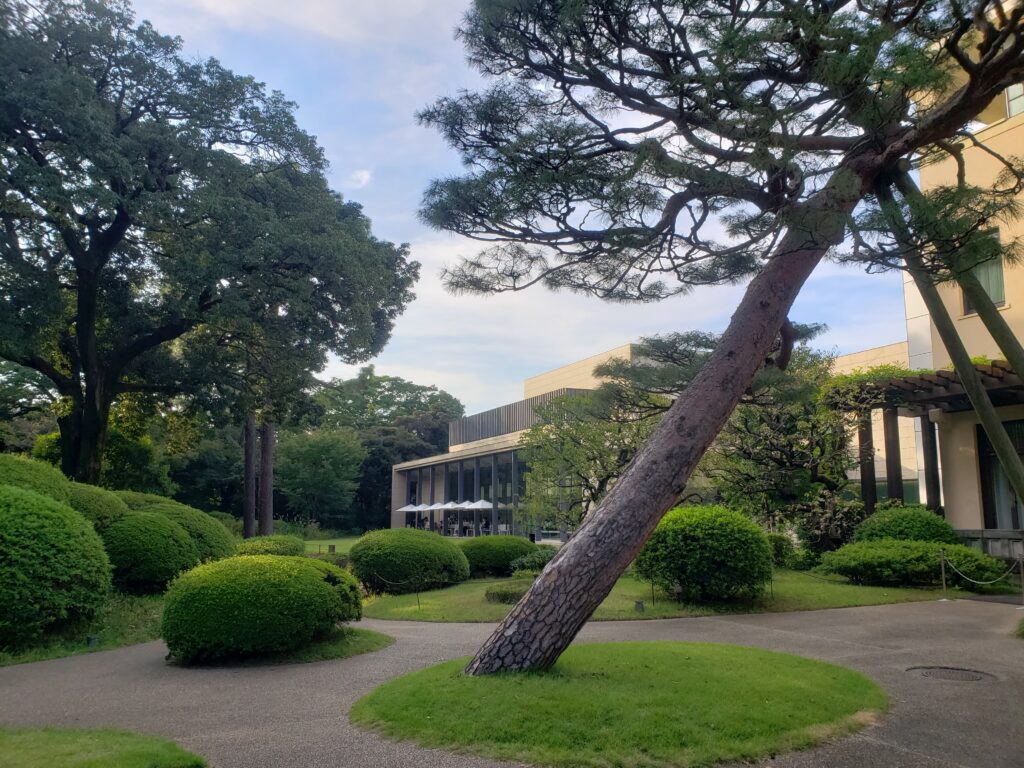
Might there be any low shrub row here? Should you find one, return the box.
[236,534,305,557]
[484,579,533,604]
[511,544,558,575]
[820,540,1003,590]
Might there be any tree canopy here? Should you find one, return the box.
[0,0,417,480]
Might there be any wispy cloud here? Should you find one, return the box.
[346,169,373,189]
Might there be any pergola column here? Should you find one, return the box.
[882,407,904,502]
[510,452,519,536]
[491,454,499,534]
[858,410,877,514]
[920,415,942,512]
[473,457,481,536]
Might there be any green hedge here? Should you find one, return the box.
[634,505,773,602]
[66,483,129,532]
[511,544,558,574]
[145,502,235,562]
[0,454,70,502]
[350,528,470,594]
[0,485,111,648]
[853,506,959,544]
[820,540,1004,591]
[101,511,199,593]
[484,579,533,604]
[459,536,537,577]
[162,555,361,663]
[235,534,305,556]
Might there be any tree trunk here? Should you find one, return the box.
[243,413,257,538]
[958,269,1024,375]
[258,419,275,535]
[904,259,1024,503]
[464,201,855,674]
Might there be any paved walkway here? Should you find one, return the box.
[0,599,1021,768]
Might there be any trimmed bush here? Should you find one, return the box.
[484,579,533,604]
[634,505,773,602]
[115,489,187,513]
[820,540,1004,591]
[66,482,130,532]
[350,528,470,594]
[853,506,959,544]
[145,502,235,562]
[162,555,361,663]
[767,532,796,567]
[101,511,199,593]
[0,454,70,502]
[235,534,305,557]
[511,544,558,575]
[208,510,237,528]
[459,536,537,577]
[0,485,111,648]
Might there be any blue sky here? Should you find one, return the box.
[134,0,909,414]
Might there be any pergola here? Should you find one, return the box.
[843,360,1024,514]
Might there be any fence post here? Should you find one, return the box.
[939,548,948,602]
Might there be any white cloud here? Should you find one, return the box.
[346,169,373,189]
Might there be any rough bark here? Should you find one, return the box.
[243,413,257,539]
[464,186,862,675]
[258,419,275,535]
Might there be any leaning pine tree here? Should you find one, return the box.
[419,0,1024,674]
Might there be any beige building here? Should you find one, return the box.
[390,344,636,536]
[840,84,1024,557]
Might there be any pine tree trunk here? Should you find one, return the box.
[905,259,1024,503]
[464,215,850,675]
[258,419,275,535]
[243,413,257,538]
[958,270,1024,375]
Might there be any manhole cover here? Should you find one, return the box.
[907,666,995,682]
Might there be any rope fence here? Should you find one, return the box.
[938,548,1024,608]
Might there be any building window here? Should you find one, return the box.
[962,257,1005,315]
[1008,83,1024,118]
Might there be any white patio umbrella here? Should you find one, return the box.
[427,502,446,510]
[396,503,418,513]
[466,499,494,510]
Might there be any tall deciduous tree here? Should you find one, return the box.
[0,1,417,481]
[420,0,1024,674]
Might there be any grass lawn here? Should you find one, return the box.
[0,726,205,768]
[0,593,164,667]
[362,569,959,622]
[304,536,360,554]
[352,641,887,768]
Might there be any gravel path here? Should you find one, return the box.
[0,599,1020,768]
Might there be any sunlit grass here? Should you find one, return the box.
[304,536,360,554]
[351,641,887,767]
[0,727,205,768]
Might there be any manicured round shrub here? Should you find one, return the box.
[510,544,558,574]
[162,555,361,663]
[144,502,235,562]
[0,485,111,648]
[853,506,959,544]
[634,505,773,602]
[101,511,199,593]
[235,534,305,556]
[66,482,130,532]
[208,510,237,528]
[350,528,470,594]
[0,454,70,502]
[459,536,537,577]
[484,579,533,605]
[767,532,796,567]
[820,540,1004,591]
[115,489,186,513]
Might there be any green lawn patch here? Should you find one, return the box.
[351,642,887,768]
[1017,619,1024,639]
[0,594,164,667]
[169,626,394,667]
[0,726,205,767]
[304,536,360,555]
[362,569,958,622]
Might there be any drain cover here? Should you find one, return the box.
[907,666,995,682]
